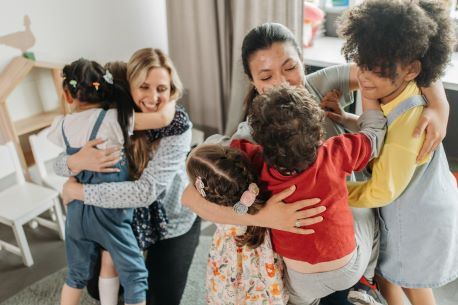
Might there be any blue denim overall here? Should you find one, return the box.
[376,96,458,288]
[63,109,147,304]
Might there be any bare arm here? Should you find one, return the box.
[134,100,176,130]
[416,80,449,162]
[182,184,325,234]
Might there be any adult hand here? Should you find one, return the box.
[414,106,447,162]
[61,177,83,205]
[255,185,325,234]
[67,138,121,173]
[320,89,346,123]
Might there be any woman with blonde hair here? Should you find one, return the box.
[55,48,199,305]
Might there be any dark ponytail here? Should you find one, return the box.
[62,58,134,148]
[241,23,302,118]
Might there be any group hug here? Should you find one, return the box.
[48,1,458,305]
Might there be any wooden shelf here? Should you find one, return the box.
[13,109,61,136]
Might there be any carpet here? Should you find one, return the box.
[0,236,211,305]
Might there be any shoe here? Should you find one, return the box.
[347,276,387,305]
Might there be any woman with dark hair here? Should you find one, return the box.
[181,22,450,304]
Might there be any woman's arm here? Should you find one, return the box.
[64,130,191,208]
[182,184,325,234]
[133,100,176,130]
[54,138,121,177]
[416,80,449,162]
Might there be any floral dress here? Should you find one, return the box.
[206,224,288,305]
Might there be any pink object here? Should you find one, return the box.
[239,183,259,207]
[303,2,325,47]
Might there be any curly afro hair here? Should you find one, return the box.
[249,85,324,175]
[338,0,456,87]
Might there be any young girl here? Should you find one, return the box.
[186,144,288,305]
[332,1,458,304]
[48,58,174,305]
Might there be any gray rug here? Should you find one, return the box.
[0,236,211,305]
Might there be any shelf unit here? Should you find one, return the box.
[0,56,66,173]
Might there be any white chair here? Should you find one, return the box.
[0,141,65,267]
[191,128,205,148]
[29,128,66,193]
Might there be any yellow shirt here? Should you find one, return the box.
[348,82,430,208]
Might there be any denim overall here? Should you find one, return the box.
[63,109,148,304]
[376,96,458,288]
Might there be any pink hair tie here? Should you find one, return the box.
[233,183,259,214]
[195,176,206,197]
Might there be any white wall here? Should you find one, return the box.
[0,0,168,123]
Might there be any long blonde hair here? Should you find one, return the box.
[125,48,183,179]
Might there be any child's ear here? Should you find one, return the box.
[404,60,421,82]
[63,89,73,104]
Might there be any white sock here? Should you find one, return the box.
[99,276,120,305]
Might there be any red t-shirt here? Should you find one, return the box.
[231,134,372,264]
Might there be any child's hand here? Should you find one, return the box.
[320,89,347,123]
[255,185,325,234]
[67,138,121,173]
[62,177,83,205]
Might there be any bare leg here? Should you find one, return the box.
[60,284,83,305]
[402,288,436,305]
[375,275,404,305]
[99,250,119,305]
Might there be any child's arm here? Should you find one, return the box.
[357,97,386,160]
[416,80,449,162]
[133,100,176,130]
[181,184,324,234]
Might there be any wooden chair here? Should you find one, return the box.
[0,142,65,267]
[191,128,204,148]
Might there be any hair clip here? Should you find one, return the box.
[195,176,206,198]
[92,82,100,91]
[103,70,113,84]
[69,80,77,88]
[233,183,259,215]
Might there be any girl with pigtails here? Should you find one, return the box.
[186,144,288,305]
[47,58,177,305]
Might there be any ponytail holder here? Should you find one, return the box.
[233,183,259,214]
[92,82,100,91]
[103,70,113,84]
[69,80,77,88]
[195,176,206,198]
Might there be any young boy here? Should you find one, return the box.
[231,84,387,305]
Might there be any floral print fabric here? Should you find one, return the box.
[206,224,288,305]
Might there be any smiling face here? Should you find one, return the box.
[248,42,305,94]
[130,67,171,113]
[357,62,420,104]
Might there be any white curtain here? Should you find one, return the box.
[166,0,303,135]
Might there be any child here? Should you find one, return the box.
[186,144,288,305]
[334,1,458,304]
[47,58,172,305]
[231,85,387,305]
